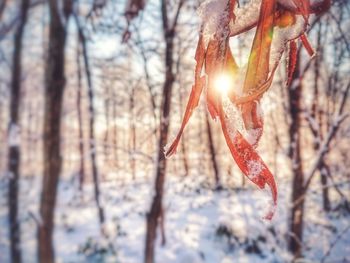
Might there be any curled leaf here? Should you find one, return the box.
[218,99,277,219]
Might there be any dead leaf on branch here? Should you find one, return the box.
[166,0,330,219]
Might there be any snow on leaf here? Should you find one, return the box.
[229,0,261,37]
[198,0,231,45]
[247,160,264,181]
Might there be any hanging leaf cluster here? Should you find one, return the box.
[165,0,330,219]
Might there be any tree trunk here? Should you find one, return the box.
[129,86,136,180]
[0,0,7,21]
[144,1,179,261]
[288,58,305,259]
[320,163,331,211]
[179,89,189,176]
[144,49,174,263]
[205,112,220,187]
[198,108,206,176]
[76,39,85,191]
[112,98,119,169]
[180,134,189,176]
[312,25,331,212]
[8,0,29,261]
[103,84,110,166]
[76,16,105,226]
[38,1,72,262]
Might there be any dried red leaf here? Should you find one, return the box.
[165,36,206,157]
[300,33,315,57]
[243,0,276,93]
[166,0,330,220]
[218,99,277,219]
[291,0,310,22]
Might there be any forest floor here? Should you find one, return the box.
[0,174,349,263]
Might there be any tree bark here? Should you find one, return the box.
[179,89,189,176]
[205,112,220,187]
[144,44,174,263]
[8,0,29,262]
[103,82,110,166]
[76,15,105,226]
[320,164,331,211]
[288,58,305,259]
[312,24,331,212]
[129,86,136,180]
[144,1,183,261]
[76,38,85,191]
[0,0,7,20]
[112,97,119,169]
[38,1,72,262]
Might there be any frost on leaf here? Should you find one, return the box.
[166,0,330,219]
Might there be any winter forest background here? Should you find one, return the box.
[0,0,349,262]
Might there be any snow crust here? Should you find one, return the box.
[245,130,260,148]
[229,0,261,36]
[198,0,230,45]
[246,160,264,181]
[1,176,348,263]
[269,15,306,71]
[222,96,243,142]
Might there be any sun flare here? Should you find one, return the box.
[214,73,232,94]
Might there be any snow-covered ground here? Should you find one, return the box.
[0,174,349,263]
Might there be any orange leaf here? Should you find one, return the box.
[291,0,310,22]
[165,36,206,157]
[218,99,277,219]
[300,33,315,57]
[243,0,276,94]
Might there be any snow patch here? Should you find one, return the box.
[269,15,306,71]
[246,128,262,146]
[230,0,261,36]
[198,0,230,44]
[222,96,244,141]
[247,160,264,181]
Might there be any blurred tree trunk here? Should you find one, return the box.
[180,131,189,176]
[129,86,136,180]
[179,89,189,176]
[112,97,119,169]
[144,1,184,262]
[320,164,331,211]
[205,112,220,187]
[198,108,206,176]
[76,15,105,227]
[38,0,72,262]
[76,41,85,191]
[312,24,331,212]
[26,102,33,166]
[0,0,7,20]
[288,37,349,258]
[7,0,29,261]
[144,35,174,263]
[103,84,110,166]
[288,56,305,259]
